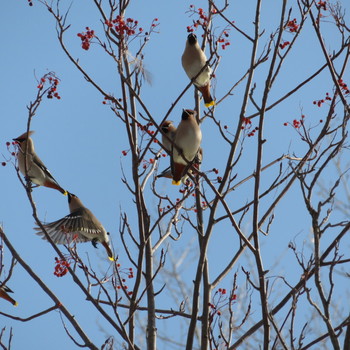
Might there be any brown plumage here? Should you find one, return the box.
[13,131,67,195]
[158,146,203,184]
[182,33,215,108]
[0,285,18,306]
[34,192,114,261]
[171,109,202,185]
[161,120,177,153]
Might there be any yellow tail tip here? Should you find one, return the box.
[63,191,68,196]
[108,256,115,261]
[172,180,181,186]
[14,302,19,307]
[205,100,216,108]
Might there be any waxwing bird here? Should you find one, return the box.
[161,120,177,153]
[171,109,202,185]
[34,192,115,261]
[13,131,67,195]
[157,146,203,184]
[0,285,18,306]
[182,33,215,108]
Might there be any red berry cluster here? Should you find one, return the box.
[47,77,60,99]
[127,267,134,279]
[105,16,159,40]
[208,288,232,319]
[137,122,159,144]
[2,141,17,167]
[54,257,71,277]
[217,30,231,50]
[179,181,194,194]
[313,92,332,107]
[338,79,350,95]
[116,265,134,296]
[105,16,143,37]
[284,115,305,128]
[292,119,302,128]
[102,95,120,105]
[317,0,327,11]
[247,128,259,137]
[159,204,173,213]
[37,73,61,99]
[279,41,290,50]
[142,158,155,170]
[286,18,299,33]
[241,117,258,137]
[121,150,129,156]
[187,5,210,32]
[138,122,154,132]
[77,27,95,50]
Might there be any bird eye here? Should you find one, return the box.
[107,232,110,235]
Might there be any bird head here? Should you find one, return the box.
[13,130,35,144]
[181,109,196,121]
[67,192,77,203]
[161,120,174,134]
[67,192,85,211]
[187,33,197,45]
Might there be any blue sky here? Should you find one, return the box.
[1,0,350,349]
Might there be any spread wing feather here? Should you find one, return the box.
[34,211,103,245]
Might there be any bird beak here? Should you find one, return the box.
[102,241,115,261]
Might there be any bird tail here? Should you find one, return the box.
[172,163,186,185]
[43,180,67,195]
[0,288,18,306]
[198,85,215,108]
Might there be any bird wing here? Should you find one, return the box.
[34,211,104,244]
[32,154,62,186]
[157,166,173,179]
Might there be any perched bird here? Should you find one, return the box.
[182,33,215,108]
[0,285,18,306]
[171,109,202,185]
[157,147,203,184]
[34,192,114,261]
[13,131,67,195]
[161,120,177,153]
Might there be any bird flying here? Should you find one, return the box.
[34,192,114,261]
[13,131,67,195]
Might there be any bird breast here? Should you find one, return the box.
[173,126,202,164]
[182,48,211,87]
